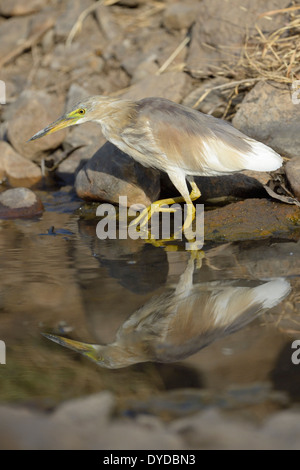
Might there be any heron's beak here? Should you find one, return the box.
[28,114,77,142]
[42,333,100,362]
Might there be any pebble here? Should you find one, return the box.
[0,187,43,218]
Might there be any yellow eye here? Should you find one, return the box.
[78,108,85,115]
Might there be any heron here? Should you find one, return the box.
[43,254,290,369]
[29,96,283,231]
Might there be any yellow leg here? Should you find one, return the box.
[130,196,184,229]
[130,181,201,231]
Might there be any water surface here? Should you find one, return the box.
[0,188,299,420]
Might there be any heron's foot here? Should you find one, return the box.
[129,198,179,230]
[191,249,205,269]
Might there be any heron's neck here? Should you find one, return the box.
[98,341,150,369]
[95,98,137,140]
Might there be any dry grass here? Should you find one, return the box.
[191,6,300,116]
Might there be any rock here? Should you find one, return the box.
[0,16,30,59]
[233,82,300,160]
[122,72,190,102]
[6,90,66,161]
[64,123,103,150]
[161,172,267,203]
[186,0,290,77]
[163,2,201,31]
[203,199,300,242]
[56,141,101,185]
[0,122,8,141]
[75,142,161,207]
[94,5,121,41]
[0,187,43,219]
[0,141,42,187]
[0,392,181,450]
[66,84,90,110]
[49,43,104,74]
[0,0,45,17]
[285,160,300,200]
[55,0,94,40]
[182,77,232,117]
[131,57,159,84]
[63,84,105,151]
[114,29,187,78]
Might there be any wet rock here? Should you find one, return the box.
[0,141,42,187]
[285,159,300,200]
[163,2,201,31]
[6,90,66,161]
[186,0,290,77]
[0,187,43,219]
[123,72,190,103]
[75,142,161,207]
[204,199,300,242]
[233,82,300,160]
[0,0,45,17]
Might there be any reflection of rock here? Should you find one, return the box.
[0,187,43,219]
[45,254,290,368]
[77,219,168,294]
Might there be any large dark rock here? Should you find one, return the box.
[75,142,161,207]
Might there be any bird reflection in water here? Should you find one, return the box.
[44,252,291,369]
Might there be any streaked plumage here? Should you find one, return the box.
[29,96,283,231]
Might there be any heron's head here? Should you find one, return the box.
[28,95,133,141]
[42,333,138,369]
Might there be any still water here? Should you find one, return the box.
[0,187,299,420]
